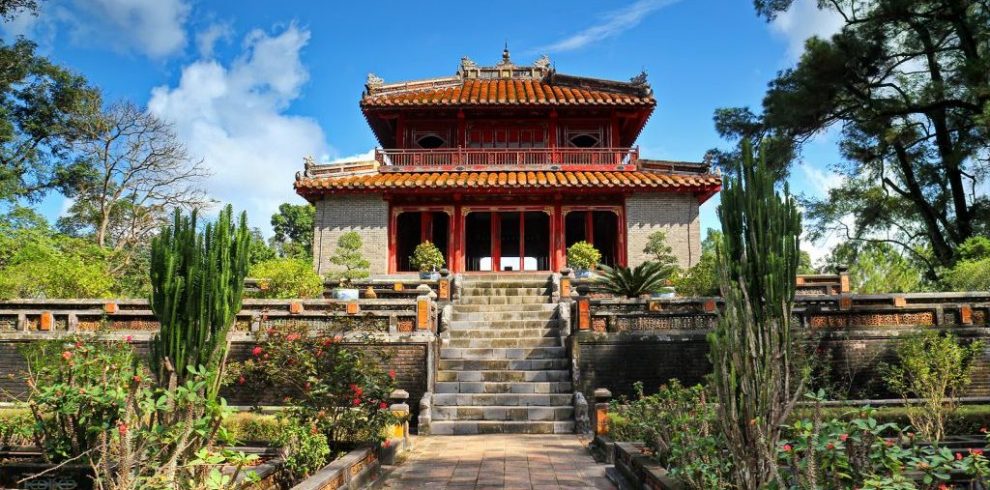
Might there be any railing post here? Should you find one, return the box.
[382,389,410,464]
[593,388,612,437]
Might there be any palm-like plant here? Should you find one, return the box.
[598,262,671,298]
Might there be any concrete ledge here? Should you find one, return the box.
[291,445,380,490]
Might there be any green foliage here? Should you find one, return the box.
[882,331,984,442]
[672,229,721,297]
[725,0,990,274]
[409,240,444,273]
[247,228,277,265]
[610,381,733,489]
[642,231,681,275]
[277,422,332,480]
[237,325,397,451]
[17,336,140,462]
[566,241,600,270]
[249,258,324,299]
[329,231,371,284]
[709,140,802,488]
[598,262,673,298]
[150,205,250,391]
[0,408,32,447]
[944,236,990,291]
[780,394,990,489]
[271,203,315,259]
[826,242,926,293]
[0,38,101,203]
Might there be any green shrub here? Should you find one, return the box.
[0,408,33,447]
[882,330,984,441]
[944,258,990,291]
[410,241,445,273]
[223,413,286,443]
[566,241,600,270]
[328,231,370,285]
[278,422,331,480]
[642,231,681,275]
[249,258,325,298]
[598,262,673,298]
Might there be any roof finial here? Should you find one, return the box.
[502,41,510,64]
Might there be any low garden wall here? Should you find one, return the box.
[569,291,990,402]
[0,296,440,423]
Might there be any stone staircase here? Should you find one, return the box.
[432,274,575,435]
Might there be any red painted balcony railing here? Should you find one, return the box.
[374,147,639,169]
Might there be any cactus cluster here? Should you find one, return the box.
[149,205,250,390]
[708,140,802,488]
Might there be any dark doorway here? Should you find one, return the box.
[565,210,619,267]
[465,212,493,271]
[395,211,450,272]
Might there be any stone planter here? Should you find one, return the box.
[291,445,380,490]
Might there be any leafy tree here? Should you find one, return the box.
[642,230,682,277]
[825,241,927,293]
[58,101,209,250]
[719,0,990,278]
[943,235,990,291]
[673,230,721,297]
[271,202,314,259]
[328,231,370,285]
[249,258,324,299]
[0,38,101,203]
[247,227,277,265]
[0,0,40,21]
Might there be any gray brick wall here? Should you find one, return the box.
[625,193,701,268]
[314,194,389,276]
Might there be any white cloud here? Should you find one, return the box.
[195,21,233,59]
[148,24,330,234]
[327,149,375,164]
[533,0,681,53]
[770,0,844,59]
[798,161,844,195]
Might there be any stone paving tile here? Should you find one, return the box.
[378,435,615,489]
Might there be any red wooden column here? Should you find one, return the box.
[549,110,559,164]
[387,205,398,273]
[552,202,565,271]
[451,204,463,272]
[491,213,501,272]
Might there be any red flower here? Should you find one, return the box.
[350,384,363,396]
[118,422,128,436]
[132,375,142,383]
[286,333,300,342]
[379,402,388,410]
[388,369,396,380]
[970,448,984,456]
[383,439,391,448]
[125,335,133,342]
[252,346,263,357]
[826,443,835,450]
[885,439,894,447]
[956,452,964,461]
[782,444,792,452]
[352,398,361,406]
[238,375,246,385]
[840,433,849,442]
[61,351,73,361]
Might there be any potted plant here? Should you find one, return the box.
[410,241,445,280]
[329,231,370,299]
[599,262,671,298]
[567,241,600,278]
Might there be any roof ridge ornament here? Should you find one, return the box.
[630,70,648,86]
[460,56,478,70]
[533,54,551,69]
[497,42,513,67]
[366,72,385,93]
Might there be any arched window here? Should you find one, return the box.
[568,133,600,148]
[416,134,446,149]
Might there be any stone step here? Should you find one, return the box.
[451,310,556,322]
[440,346,566,360]
[447,328,559,339]
[452,304,557,313]
[439,358,569,371]
[446,337,562,348]
[429,421,575,435]
[460,287,551,297]
[460,277,551,287]
[433,405,574,422]
[437,370,571,383]
[435,381,572,394]
[433,393,573,407]
[457,296,550,305]
[449,319,559,330]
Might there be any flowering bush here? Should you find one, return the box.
[237,325,397,452]
[19,336,141,461]
[779,391,990,489]
[610,381,733,489]
[277,422,331,480]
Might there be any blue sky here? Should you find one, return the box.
[3,0,846,261]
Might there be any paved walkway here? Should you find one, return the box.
[378,435,615,489]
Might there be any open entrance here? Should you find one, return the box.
[464,211,550,272]
[394,211,450,272]
[565,210,620,267]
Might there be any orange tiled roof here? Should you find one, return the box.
[295,170,719,194]
[361,79,654,108]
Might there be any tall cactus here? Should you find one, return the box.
[708,140,802,489]
[149,205,250,392]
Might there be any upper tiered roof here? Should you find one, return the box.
[360,49,655,109]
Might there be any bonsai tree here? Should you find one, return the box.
[642,231,682,278]
[598,262,670,298]
[329,231,370,286]
[410,241,445,273]
[567,241,601,271]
